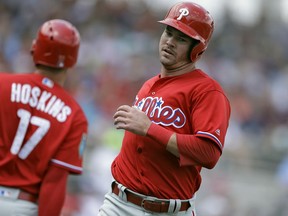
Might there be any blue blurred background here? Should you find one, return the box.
[1,0,288,215]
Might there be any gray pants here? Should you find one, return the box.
[0,186,38,216]
[98,187,196,216]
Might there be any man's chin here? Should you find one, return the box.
[160,57,174,66]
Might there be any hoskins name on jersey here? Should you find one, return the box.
[10,83,72,122]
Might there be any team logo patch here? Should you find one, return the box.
[177,8,189,20]
[79,133,87,157]
[42,77,54,88]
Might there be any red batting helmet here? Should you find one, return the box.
[158,2,214,62]
[31,19,80,69]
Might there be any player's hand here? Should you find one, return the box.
[113,105,152,136]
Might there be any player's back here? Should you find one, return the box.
[0,72,87,195]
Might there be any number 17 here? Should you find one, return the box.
[10,108,51,159]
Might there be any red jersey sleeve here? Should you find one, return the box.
[51,113,88,174]
[190,90,230,151]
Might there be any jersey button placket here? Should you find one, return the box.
[137,147,142,153]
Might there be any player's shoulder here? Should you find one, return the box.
[0,72,32,83]
[66,98,88,126]
[143,74,160,86]
[193,69,224,91]
[54,86,87,121]
[0,72,15,79]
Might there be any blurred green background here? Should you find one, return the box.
[1,0,288,215]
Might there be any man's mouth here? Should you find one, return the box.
[163,48,174,56]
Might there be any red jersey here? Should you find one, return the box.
[112,69,230,199]
[0,73,88,195]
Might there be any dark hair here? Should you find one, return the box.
[188,39,200,61]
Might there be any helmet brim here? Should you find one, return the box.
[158,19,205,44]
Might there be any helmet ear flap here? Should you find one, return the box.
[190,43,206,62]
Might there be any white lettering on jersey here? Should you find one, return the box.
[11,83,21,102]
[30,86,41,107]
[134,96,186,128]
[10,108,51,159]
[177,8,189,20]
[36,91,52,111]
[11,83,72,122]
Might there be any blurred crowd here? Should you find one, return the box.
[1,0,288,215]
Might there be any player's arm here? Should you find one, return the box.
[168,134,221,169]
[38,165,69,216]
[146,91,230,168]
[146,124,221,169]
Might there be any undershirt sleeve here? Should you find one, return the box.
[176,134,221,168]
[147,123,221,168]
[38,165,69,216]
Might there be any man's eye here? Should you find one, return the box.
[166,31,172,36]
[177,37,187,42]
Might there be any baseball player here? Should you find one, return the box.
[98,2,231,216]
[0,19,88,216]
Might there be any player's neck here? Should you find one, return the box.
[160,63,196,78]
[34,67,67,87]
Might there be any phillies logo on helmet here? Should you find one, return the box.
[177,8,189,20]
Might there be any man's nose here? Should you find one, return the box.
[166,37,176,47]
